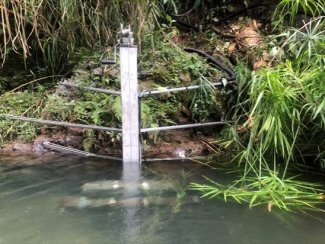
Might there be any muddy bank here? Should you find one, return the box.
[0,129,220,159]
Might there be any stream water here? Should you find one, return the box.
[0,153,324,244]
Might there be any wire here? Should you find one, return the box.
[166,0,200,17]
[183,48,236,81]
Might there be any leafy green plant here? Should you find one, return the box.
[191,172,325,211]
[83,129,96,152]
[234,61,306,177]
[140,30,225,124]
[192,17,325,211]
[112,97,122,122]
[141,29,222,85]
[17,122,37,142]
[0,90,45,143]
[283,17,325,62]
[106,131,122,146]
[223,17,325,177]
[42,94,76,121]
[273,0,325,26]
[188,75,221,121]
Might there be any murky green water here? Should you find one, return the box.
[0,154,324,244]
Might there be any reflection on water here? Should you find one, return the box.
[0,153,324,244]
[121,160,141,243]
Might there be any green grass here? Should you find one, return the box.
[191,17,325,211]
[190,172,325,212]
[0,0,164,73]
[273,0,325,26]
[227,18,324,177]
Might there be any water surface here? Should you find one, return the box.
[0,153,324,244]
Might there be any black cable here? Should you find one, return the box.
[173,18,200,31]
[165,2,270,31]
[183,48,236,82]
[215,3,270,24]
[167,1,198,17]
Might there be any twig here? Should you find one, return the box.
[8,75,62,93]
[211,26,236,38]
[188,157,217,169]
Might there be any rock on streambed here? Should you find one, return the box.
[81,180,175,193]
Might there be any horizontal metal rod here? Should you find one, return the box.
[43,142,198,162]
[43,142,206,162]
[0,115,122,132]
[143,156,203,162]
[43,141,122,161]
[62,80,234,98]
[141,121,228,133]
[139,81,234,97]
[61,81,121,96]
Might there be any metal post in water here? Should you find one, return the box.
[120,26,141,165]
[119,27,142,243]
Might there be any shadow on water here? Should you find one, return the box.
[0,153,325,244]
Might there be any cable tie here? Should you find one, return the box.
[221,77,228,87]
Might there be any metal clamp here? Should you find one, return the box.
[120,24,134,46]
[102,43,119,65]
[102,25,135,65]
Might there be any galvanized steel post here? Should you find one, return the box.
[120,26,141,165]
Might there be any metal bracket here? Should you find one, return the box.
[102,25,134,65]
[102,43,119,65]
[120,24,134,47]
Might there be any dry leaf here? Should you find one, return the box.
[239,27,261,47]
[267,201,273,213]
[228,42,237,53]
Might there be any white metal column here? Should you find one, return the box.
[120,46,140,164]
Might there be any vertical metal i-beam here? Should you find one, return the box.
[120,30,140,165]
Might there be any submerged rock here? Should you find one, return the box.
[81,180,174,193]
[60,195,200,209]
